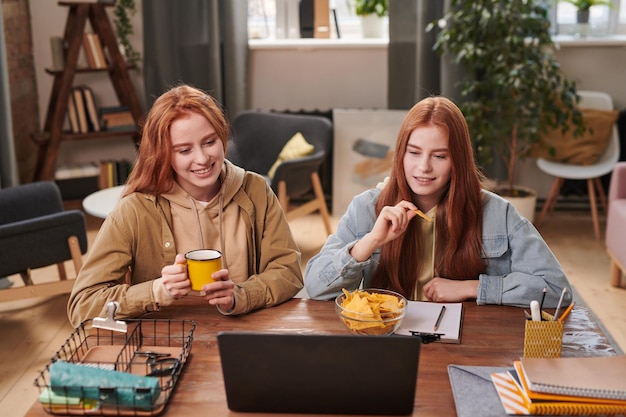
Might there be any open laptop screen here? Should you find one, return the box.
[217,331,421,415]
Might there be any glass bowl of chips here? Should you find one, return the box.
[335,288,407,336]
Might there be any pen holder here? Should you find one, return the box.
[523,311,563,358]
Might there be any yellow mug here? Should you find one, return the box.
[185,249,222,292]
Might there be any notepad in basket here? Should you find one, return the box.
[519,356,626,401]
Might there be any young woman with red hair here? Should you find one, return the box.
[67,85,303,327]
[305,96,571,308]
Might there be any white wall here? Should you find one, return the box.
[553,37,626,110]
[248,39,388,111]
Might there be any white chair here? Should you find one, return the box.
[605,162,626,288]
[535,91,620,240]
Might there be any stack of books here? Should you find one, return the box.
[491,356,626,415]
[66,90,136,134]
[67,85,101,134]
[100,106,135,132]
[99,159,133,189]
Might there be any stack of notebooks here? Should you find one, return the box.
[491,356,626,415]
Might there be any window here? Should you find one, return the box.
[248,1,626,41]
[555,0,625,35]
[620,0,626,32]
[248,0,367,40]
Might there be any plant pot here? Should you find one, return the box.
[575,9,590,37]
[576,9,590,24]
[491,185,538,223]
[360,14,384,38]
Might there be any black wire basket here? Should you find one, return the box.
[34,318,196,416]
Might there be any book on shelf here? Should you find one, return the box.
[49,36,65,70]
[395,301,463,343]
[82,33,96,69]
[100,106,135,131]
[491,357,626,415]
[70,86,102,133]
[82,32,106,69]
[99,159,133,188]
[66,92,80,133]
[78,85,101,132]
[72,87,89,134]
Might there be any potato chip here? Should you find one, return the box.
[338,289,405,333]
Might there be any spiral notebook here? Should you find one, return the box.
[518,356,626,401]
[492,369,626,415]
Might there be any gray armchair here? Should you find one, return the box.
[228,111,333,235]
[0,181,88,302]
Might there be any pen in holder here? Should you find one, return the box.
[523,311,563,358]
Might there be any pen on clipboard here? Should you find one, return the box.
[434,305,446,331]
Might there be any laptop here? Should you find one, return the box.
[217,331,421,415]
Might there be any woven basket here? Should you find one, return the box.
[523,311,563,358]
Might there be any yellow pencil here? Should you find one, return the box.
[558,301,576,322]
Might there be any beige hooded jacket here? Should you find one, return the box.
[67,161,303,327]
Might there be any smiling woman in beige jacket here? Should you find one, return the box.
[67,85,303,328]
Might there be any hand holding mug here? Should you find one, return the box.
[185,249,222,293]
[159,253,192,299]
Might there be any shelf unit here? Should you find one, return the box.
[32,1,143,182]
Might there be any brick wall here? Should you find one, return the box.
[2,0,39,183]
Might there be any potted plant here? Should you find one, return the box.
[560,0,613,23]
[352,0,389,38]
[354,0,388,17]
[427,0,585,220]
[112,0,141,67]
[560,0,613,36]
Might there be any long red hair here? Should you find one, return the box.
[370,97,486,297]
[124,85,229,196]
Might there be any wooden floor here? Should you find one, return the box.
[1,208,625,417]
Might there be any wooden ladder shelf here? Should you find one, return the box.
[33,1,143,182]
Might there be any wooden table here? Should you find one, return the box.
[24,298,617,417]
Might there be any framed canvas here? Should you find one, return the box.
[332,109,407,215]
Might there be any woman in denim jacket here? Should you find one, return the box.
[305,96,571,308]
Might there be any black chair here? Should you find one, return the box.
[227,111,333,235]
[0,181,88,302]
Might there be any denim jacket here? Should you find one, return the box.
[304,188,571,308]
